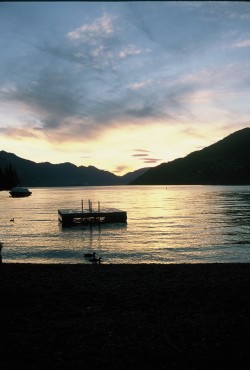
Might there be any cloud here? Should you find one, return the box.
[232,38,250,48]
[80,155,92,159]
[67,13,115,44]
[1,3,250,149]
[134,149,151,153]
[118,44,143,59]
[0,12,169,141]
[1,70,80,125]
[0,8,199,144]
[132,149,162,165]
[0,126,40,139]
[142,158,162,164]
[128,79,157,91]
[113,164,130,174]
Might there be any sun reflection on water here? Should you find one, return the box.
[0,185,250,263]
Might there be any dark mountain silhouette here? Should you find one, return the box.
[120,167,151,184]
[130,127,250,185]
[0,150,149,187]
[1,127,249,187]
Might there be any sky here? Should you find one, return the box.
[0,1,250,175]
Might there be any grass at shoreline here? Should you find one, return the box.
[1,263,249,369]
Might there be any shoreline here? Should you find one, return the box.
[1,263,249,369]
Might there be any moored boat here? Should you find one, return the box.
[9,186,32,198]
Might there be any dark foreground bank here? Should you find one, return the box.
[0,263,249,369]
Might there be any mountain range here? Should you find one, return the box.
[0,150,149,187]
[1,127,250,187]
[131,127,250,185]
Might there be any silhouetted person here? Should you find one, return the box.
[0,242,3,264]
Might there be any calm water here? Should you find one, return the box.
[0,185,250,264]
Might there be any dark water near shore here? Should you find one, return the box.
[0,185,249,264]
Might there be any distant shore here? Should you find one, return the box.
[1,263,249,369]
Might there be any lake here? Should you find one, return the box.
[0,185,250,264]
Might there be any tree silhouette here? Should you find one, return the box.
[0,164,20,190]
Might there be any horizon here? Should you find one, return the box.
[2,125,249,177]
[1,2,250,175]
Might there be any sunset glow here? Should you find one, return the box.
[0,1,250,174]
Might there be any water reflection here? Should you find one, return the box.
[0,185,250,263]
[211,191,250,246]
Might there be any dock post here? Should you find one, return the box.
[88,199,92,213]
[98,201,100,213]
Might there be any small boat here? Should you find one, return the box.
[9,186,32,198]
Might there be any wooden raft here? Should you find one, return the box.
[58,208,127,226]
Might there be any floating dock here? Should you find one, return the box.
[58,207,127,227]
